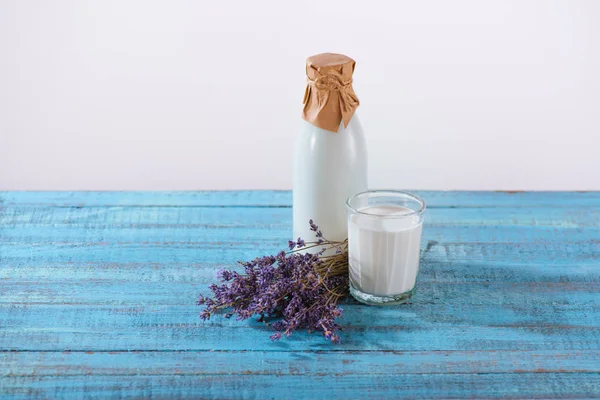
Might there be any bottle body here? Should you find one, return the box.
[293,115,368,244]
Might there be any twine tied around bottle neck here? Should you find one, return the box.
[302,54,360,133]
[308,70,359,115]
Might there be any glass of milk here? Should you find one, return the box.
[346,190,426,305]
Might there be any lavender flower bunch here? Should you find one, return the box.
[197,220,349,343]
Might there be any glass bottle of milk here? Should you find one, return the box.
[293,53,368,244]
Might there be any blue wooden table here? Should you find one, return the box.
[1,191,599,399]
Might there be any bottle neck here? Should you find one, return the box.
[302,70,359,133]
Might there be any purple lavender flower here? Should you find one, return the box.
[216,269,234,281]
[198,220,348,343]
[199,309,211,321]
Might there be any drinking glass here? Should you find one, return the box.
[346,190,426,305]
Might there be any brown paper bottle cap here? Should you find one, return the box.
[302,53,360,133]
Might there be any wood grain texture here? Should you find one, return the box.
[1,191,599,399]
[2,190,600,207]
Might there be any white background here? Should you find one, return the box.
[1,0,599,191]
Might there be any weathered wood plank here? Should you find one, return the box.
[2,373,600,399]
[2,190,600,207]
[2,241,597,279]
[2,350,599,376]
[3,225,600,247]
[1,281,598,317]
[2,304,600,351]
[3,257,598,285]
[2,276,598,302]
[2,205,599,227]
[0,191,293,207]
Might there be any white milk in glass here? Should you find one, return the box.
[348,205,423,296]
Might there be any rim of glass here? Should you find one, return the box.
[346,190,426,218]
